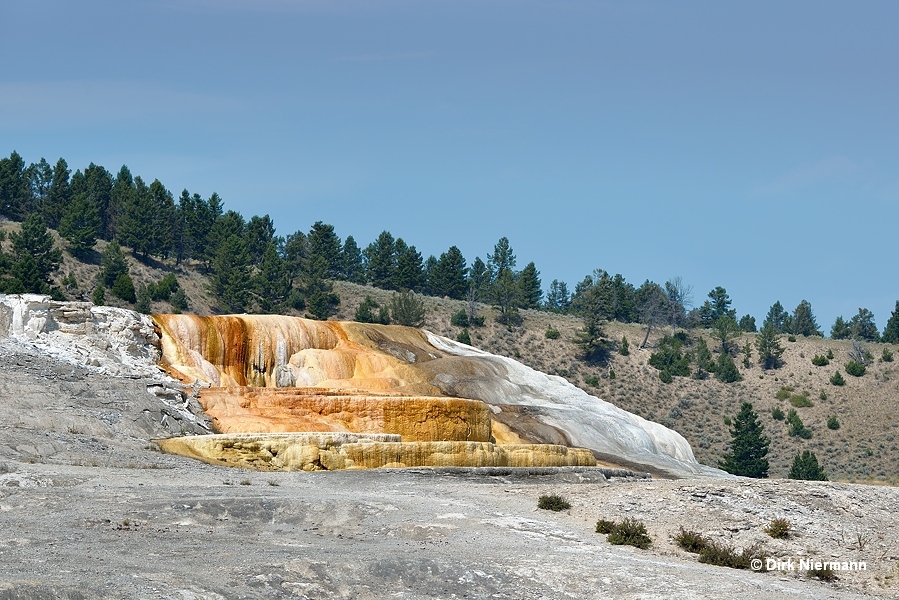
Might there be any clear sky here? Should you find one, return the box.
[2,1,897,331]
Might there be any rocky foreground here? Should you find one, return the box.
[1,339,898,599]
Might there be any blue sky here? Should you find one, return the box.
[2,1,897,330]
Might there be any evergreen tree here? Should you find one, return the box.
[28,158,52,214]
[251,242,292,313]
[830,316,851,340]
[354,296,381,323]
[763,301,789,333]
[308,221,343,278]
[303,255,339,320]
[573,315,611,365]
[340,235,365,283]
[244,214,276,267]
[544,279,571,312]
[99,241,130,287]
[849,308,879,341]
[487,237,520,324]
[9,214,62,293]
[111,273,137,303]
[428,246,468,299]
[517,262,542,309]
[882,301,899,344]
[738,314,757,332]
[364,231,396,289]
[43,158,72,229]
[790,300,822,337]
[755,322,785,369]
[788,450,827,481]
[0,151,32,220]
[117,176,174,259]
[467,256,490,302]
[392,239,425,291]
[109,165,136,242]
[704,286,736,324]
[693,337,713,379]
[719,402,769,478]
[715,352,742,383]
[712,315,741,353]
[58,193,101,256]
[209,234,250,312]
[388,290,426,327]
[70,163,114,240]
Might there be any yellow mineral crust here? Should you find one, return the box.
[198,387,492,442]
[157,433,597,471]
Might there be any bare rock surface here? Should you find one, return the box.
[0,340,897,598]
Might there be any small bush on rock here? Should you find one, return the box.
[595,519,616,534]
[764,518,791,539]
[537,494,570,511]
[607,518,652,549]
[674,528,707,553]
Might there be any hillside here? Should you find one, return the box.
[6,218,898,483]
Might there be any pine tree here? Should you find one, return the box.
[467,256,490,302]
[99,241,130,287]
[738,314,757,332]
[517,262,542,309]
[388,290,426,327]
[392,239,424,292]
[849,308,879,341]
[544,279,571,313]
[788,450,827,481]
[882,301,899,344]
[428,246,468,299]
[59,193,101,256]
[364,231,396,289]
[340,235,365,283]
[209,234,250,312]
[719,402,769,478]
[763,301,789,333]
[308,221,343,278]
[573,315,611,365]
[715,352,742,383]
[692,337,713,379]
[9,213,62,293]
[244,214,276,267]
[755,322,784,369]
[43,158,72,229]
[790,300,822,337]
[0,151,32,220]
[830,316,851,340]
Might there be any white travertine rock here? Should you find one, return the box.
[0,294,161,378]
[425,332,726,477]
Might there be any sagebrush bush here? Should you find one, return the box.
[764,518,791,539]
[595,519,616,534]
[789,394,813,408]
[674,527,707,553]
[698,540,765,570]
[775,387,793,400]
[606,518,652,549]
[537,494,570,511]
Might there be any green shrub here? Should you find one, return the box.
[456,329,472,345]
[775,386,793,400]
[584,374,600,387]
[111,273,136,303]
[827,416,840,430]
[845,361,866,377]
[470,314,485,327]
[764,518,791,539]
[811,354,830,366]
[771,407,785,421]
[134,284,152,314]
[450,309,469,327]
[149,273,180,301]
[537,494,570,511]
[819,390,827,401]
[659,370,673,384]
[807,564,837,581]
[618,335,630,355]
[789,394,813,408]
[673,527,707,553]
[882,347,894,363]
[715,352,743,383]
[91,286,106,306]
[787,335,797,342]
[698,540,765,570]
[595,519,616,534]
[826,348,834,359]
[606,518,652,549]
[170,289,189,313]
[649,336,691,378]
[544,326,560,340]
[830,371,845,386]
